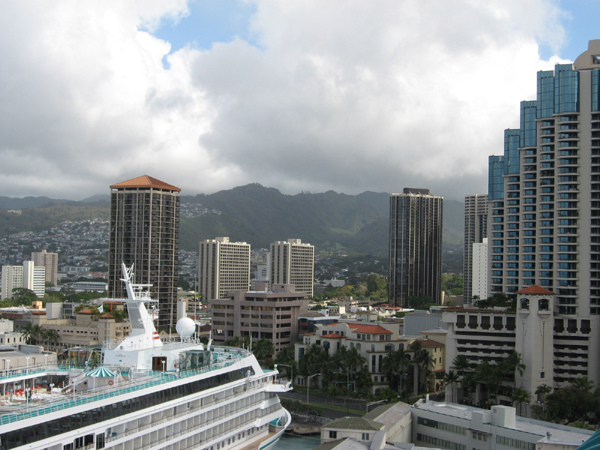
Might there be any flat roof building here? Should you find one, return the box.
[199,237,251,301]
[210,286,308,355]
[389,189,443,307]
[270,239,314,297]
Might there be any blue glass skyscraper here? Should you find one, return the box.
[487,40,600,388]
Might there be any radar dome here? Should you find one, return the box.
[176,317,195,337]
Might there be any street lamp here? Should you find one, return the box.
[162,360,166,375]
[306,373,320,405]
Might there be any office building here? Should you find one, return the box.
[199,237,250,300]
[108,175,180,330]
[463,194,488,303]
[486,40,600,386]
[209,284,308,354]
[1,261,45,300]
[388,188,443,307]
[31,250,59,286]
[269,239,314,296]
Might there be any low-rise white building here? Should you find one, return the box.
[320,400,593,450]
[412,400,592,450]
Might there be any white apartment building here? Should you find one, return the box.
[199,237,251,300]
[31,250,59,286]
[1,261,45,300]
[270,239,314,296]
[464,194,488,305]
[472,238,489,300]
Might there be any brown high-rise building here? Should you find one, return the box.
[108,175,180,329]
[388,188,443,307]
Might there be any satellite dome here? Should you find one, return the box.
[176,317,195,337]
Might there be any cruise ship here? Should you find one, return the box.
[0,264,291,450]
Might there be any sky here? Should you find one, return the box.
[0,0,599,201]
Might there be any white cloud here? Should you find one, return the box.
[0,0,569,200]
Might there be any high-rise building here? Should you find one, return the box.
[1,261,45,300]
[472,238,489,300]
[31,250,59,286]
[108,175,180,330]
[463,194,488,304]
[199,237,251,300]
[269,239,314,296]
[486,40,600,386]
[388,188,443,307]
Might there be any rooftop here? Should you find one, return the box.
[414,401,593,444]
[0,346,250,427]
[110,175,181,192]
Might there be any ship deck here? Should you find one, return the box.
[0,346,251,427]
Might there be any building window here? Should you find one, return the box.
[329,431,337,439]
[362,433,370,441]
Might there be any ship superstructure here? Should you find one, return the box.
[0,264,290,450]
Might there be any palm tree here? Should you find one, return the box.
[444,370,460,403]
[512,387,530,416]
[382,351,401,391]
[43,329,60,350]
[502,352,526,383]
[571,376,594,392]
[535,383,552,401]
[410,341,435,393]
[451,354,471,403]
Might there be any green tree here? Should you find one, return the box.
[444,370,460,403]
[512,387,530,416]
[253,339,275,365]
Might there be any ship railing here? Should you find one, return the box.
[0,365,73,383]
[0,356,247,425]
[104,389,266,445]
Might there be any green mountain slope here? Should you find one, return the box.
[0,185,465,261]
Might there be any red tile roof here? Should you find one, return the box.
[110,175,181,192]
[77,308,93,315]
[323,333,344,339]
[347,324,392,334]
[99,314,115,319]
[517,285,555,295]
[420,339,443,347]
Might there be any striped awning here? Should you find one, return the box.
[578,430,600,450]
[86,366,117,378]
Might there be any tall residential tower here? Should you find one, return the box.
[198,237,251,300]
[487,40,600,386]
[108,175,180,330]
[463,194,488,303]
[388,188,443,307]
[269,239,314,296]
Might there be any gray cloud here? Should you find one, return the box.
[0,0,568,200]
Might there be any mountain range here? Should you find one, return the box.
[0,184,464,268]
